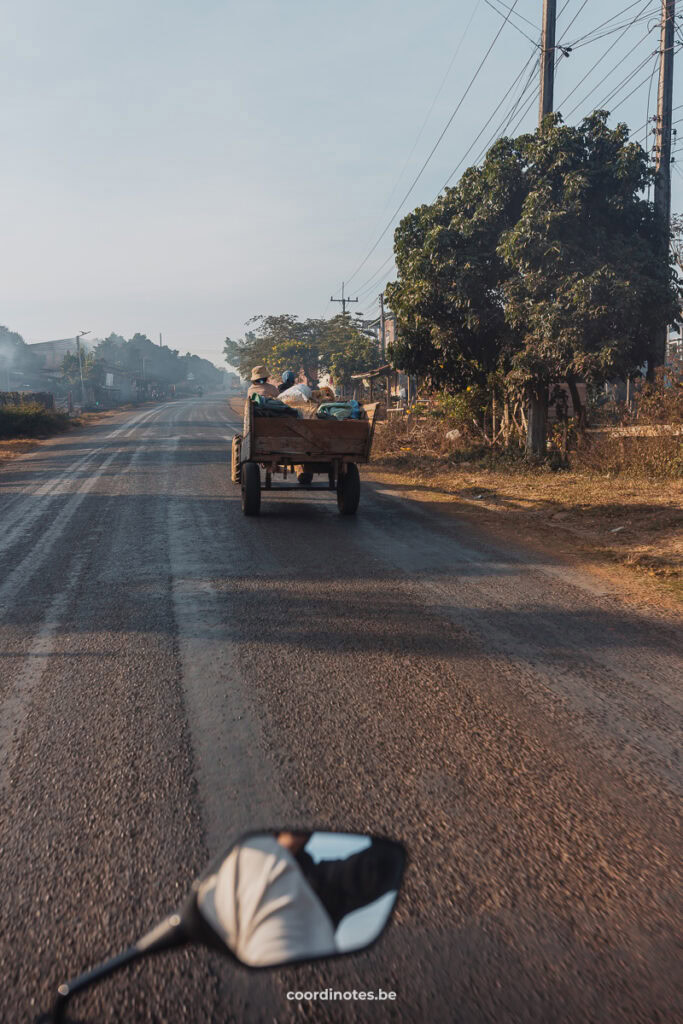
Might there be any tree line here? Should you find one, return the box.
[63,333,225,393]
[223,315,380,393]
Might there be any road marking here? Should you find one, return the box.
[0,404,165,559]
[0,438,147,610]
[0,550,88,797]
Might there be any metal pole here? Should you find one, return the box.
[76,335,85,407]
[379,292,386,361]
[653,0,676,370]
[330,282,359,317]
[538,0,557,125]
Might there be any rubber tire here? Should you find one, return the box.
[337,463,360,515]
[241,462,261,516]
[298,471,313,486]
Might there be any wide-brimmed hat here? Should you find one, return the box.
[251,365,269,382]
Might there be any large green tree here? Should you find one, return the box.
[388,112,680,455]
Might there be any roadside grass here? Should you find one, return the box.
[371,419,683,597]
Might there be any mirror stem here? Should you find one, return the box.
[51,914,187,1023]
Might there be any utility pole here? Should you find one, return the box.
[330,282,359,316]
[653,0,676,370]
[379,292,386,361]
[538,0,557,125]
[76,331,90,407]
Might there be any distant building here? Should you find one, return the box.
[28,338,78,370]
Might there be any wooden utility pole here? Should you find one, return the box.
[538,0,557,125]
[379,292,386,361]
[653,0,676,370]
[330,282,359,316]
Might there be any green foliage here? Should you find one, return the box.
[61,350,99,386]
[387,112,680,395]
[224,314,380,389]
[425,387,487,429]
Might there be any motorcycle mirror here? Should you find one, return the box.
[50,830,405,1021]
[192,830,406,967]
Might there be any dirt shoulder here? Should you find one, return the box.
[366,444,682,612]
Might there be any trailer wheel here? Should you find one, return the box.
[337,463,360,515]
[231,435,242,483]
[241,462,261,516]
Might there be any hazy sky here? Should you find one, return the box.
[2,0,680,365]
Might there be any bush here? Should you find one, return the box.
[637,365,683,424]
[0,390,54,410]
[0,403,71,439]
[574,432,683,478]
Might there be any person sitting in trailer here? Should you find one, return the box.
[247,365,279,399]
[278,370,296,393]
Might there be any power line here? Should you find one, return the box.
[443,44,540,188]
[556,0,591,42]
[607,58,660,116]
[562,0,659,49]
[565,39,657,118]
[375,0,483,222]
[483,0,539,46]
[485,0,539,30]
[556,0,656,111]
[343,0,523,288]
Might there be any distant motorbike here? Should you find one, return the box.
[46,829,406,1022]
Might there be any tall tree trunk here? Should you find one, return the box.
[525,380,548,458]
[566,372,586,435]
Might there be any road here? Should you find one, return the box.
[0,395,680,1024]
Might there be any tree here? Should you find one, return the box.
[387,112,680,456]
[61,350,101,389]
[0,325,41,384]
[224,314,379,389]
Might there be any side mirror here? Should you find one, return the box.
[192,831,405,968]
[50,830,405,1021]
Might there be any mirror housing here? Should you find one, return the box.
[191,830,406,968]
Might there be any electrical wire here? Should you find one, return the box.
[607,58,660,116]
[563,27,655,116]
[556,0,656,111]
[375,0,483,222]
[482,0,539,46]
[442,44,540,188]
[556,0,591,42]
[562,0,659,50]
[343,0,523,288]
[484,0,538,30]
[566,45,657,118]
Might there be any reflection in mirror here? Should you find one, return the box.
[196,831,405,967]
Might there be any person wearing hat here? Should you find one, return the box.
[248,365,279,399]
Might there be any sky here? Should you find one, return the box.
[1,0,681,366]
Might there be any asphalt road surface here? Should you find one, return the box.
[0,395,680,1024]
